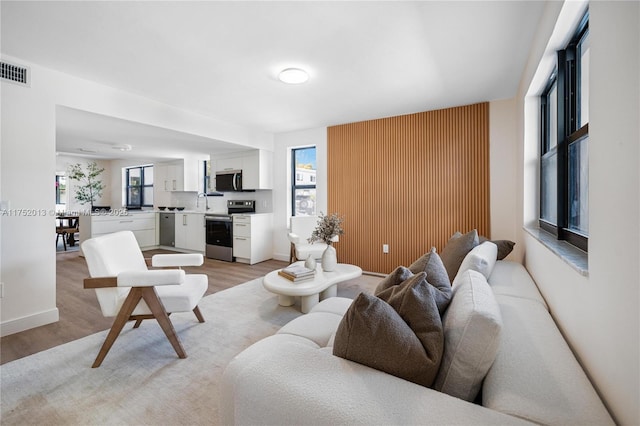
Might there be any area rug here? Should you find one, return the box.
[1,274,381,425]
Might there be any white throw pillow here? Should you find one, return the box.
[434,270,503,402]
[455,241,498,281]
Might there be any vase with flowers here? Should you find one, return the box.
[308,212,344,272]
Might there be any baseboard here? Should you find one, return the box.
[272,253,290,262]
[0,308,59,337]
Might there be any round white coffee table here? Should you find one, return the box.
[263,263,362,313]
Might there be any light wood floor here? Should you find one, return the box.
[0,249,287,365]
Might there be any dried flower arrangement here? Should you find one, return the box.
[308,212,345,245]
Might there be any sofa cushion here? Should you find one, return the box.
[456,241,498,281]
[308,296,354,316]
[334,273,443,388]
[440,229,479,283]
[483,294,614,425]
[434,270,502,402]
[487,260,548,310]
[277,311,343,347]
[479,236,515,260]
[375,254,452,315]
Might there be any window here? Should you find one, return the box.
[126,165,154,207]
[55,174,67,205]
[540,10,589,251]
[204,160,213,194]
[291,146,316,216]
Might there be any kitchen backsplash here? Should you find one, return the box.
[161,191,272,213]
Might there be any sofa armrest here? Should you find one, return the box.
[221,334,532,426]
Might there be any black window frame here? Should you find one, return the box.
[126,165,154,208]
[291,146,317,216]
[539,10,589,252]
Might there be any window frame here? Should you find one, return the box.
[291,146,317,217]
[125,165,154,208]
[539,10,589,252]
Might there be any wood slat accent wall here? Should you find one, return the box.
[327,103,490,274]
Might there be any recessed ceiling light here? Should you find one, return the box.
[113,144,132,152]
[278,68,309,84]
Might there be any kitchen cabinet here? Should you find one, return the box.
[175,212,205,252]
[155,159,202,192]
[232,213,273,264]
[214,149,273,190]
[216,157,243,172]
[79,212,157,250]
[242,150,273,190]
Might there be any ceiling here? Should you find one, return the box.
[1,1,545,160]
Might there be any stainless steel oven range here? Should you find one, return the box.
[205,200,255,261]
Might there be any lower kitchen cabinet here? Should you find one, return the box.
[79,212,157,250]
[175,213,205,252]
[232,213,273,265]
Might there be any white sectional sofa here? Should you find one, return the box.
[220,261,614,425]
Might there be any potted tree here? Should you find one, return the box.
[67,161,105,211]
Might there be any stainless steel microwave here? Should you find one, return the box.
[215,170,242,192]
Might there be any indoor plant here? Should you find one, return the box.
[67,161,105,211]
[308,212,344,271]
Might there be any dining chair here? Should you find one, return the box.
[81,230,208,367]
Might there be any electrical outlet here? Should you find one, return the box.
[383,244,389,254]
[0,282,4,298]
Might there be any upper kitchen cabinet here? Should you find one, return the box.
[214,149,273,190]
[155,158,202,192]
[216,156,243,172]
[243,149,273,190]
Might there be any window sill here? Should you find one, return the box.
[524,226,588,276]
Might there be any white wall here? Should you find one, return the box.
[0,56,272,336]
[271,127,327,261]
[516,2,639,424]
[489,99,520,260]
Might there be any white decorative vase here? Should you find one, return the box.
[321,245,337,272]
[304,255,316,270]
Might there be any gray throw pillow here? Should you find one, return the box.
[440,230,479,283]
[334,273,444,388]
[408,248,452,314]
[374,265,414,294]
[478,236,515,260]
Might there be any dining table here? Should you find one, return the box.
[56,215,80,247]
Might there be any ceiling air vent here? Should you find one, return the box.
[1,61,30,87]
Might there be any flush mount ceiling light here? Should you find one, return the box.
[113,144,132,152]
[278,68,309,84]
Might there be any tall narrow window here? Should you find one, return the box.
[126,165,154,208]
[539,10,588,251]
[56,174,67,205]
[291,146,316,216]
[203,160,219,194]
